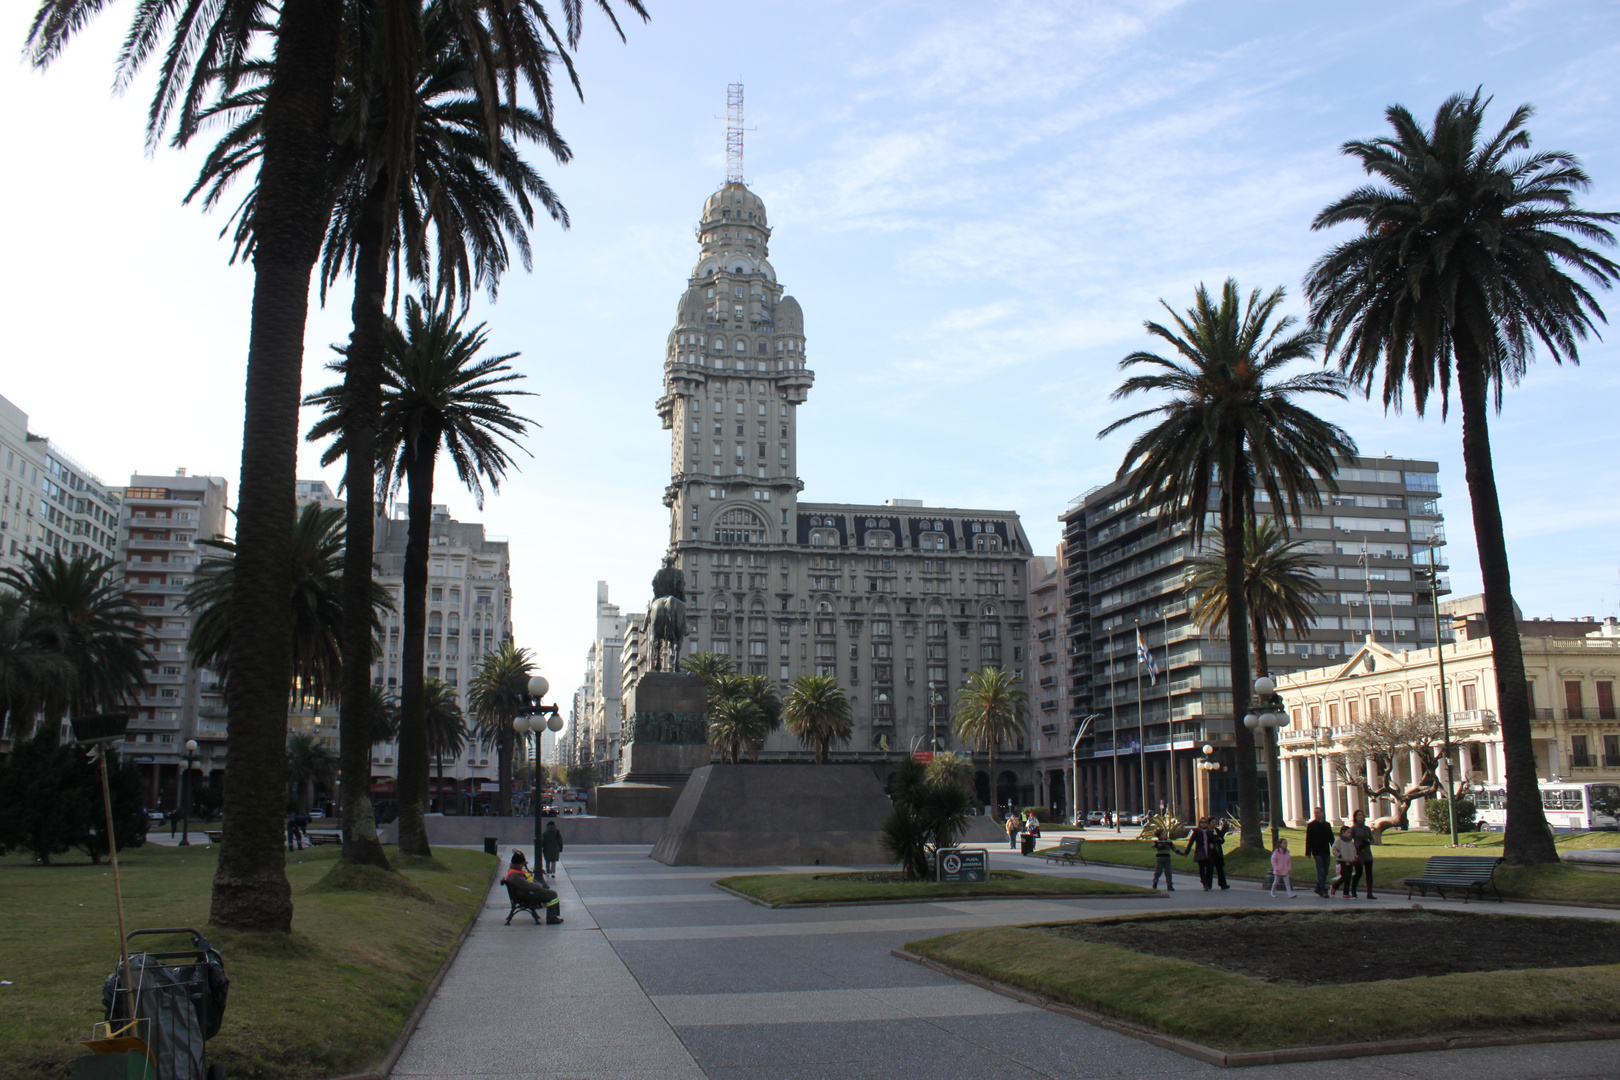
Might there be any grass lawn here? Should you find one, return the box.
[907,911,1620,1054]
[1064,827,1620,903]
[716,869,1156,907]
[0,841,493,1080]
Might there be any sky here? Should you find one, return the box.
[4,0,1619,697]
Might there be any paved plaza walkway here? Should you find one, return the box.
[392,845,1619,1080]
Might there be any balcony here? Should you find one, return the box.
[125,538,196,552]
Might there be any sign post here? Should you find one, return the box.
[936,846,987,884]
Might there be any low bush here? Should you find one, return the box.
[1424,796,1478,834]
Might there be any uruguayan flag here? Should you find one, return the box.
[1137,628,1158,684]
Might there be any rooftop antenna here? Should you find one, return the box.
[724,83,753,183]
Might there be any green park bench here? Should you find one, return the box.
[1040,836,1086,867]
[1402,854,1504,902]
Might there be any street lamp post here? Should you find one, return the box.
[178,738,199,846]
[1195,742,1221,821]
[511,675,564,871]
[1069,713,1100,827]
[1245,676,1289,851]
[1418,540,1458,846]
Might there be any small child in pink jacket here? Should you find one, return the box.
[1269,839,1296,898]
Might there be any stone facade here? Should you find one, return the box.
[648,181,1033,791]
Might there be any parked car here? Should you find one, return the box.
[147,809,167,823]
[1084,811,1107,826]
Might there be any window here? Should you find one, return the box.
[1412,690,1425,714]
[1598,681,1615,720]
[1461,683,1478,711]
[1347,699,1360,723]
[1404,472,1440,492]
[1566,681,1585,718]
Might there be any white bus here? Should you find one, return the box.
[1472,783,1620,832]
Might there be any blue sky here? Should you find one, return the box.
[4,1,1618,694]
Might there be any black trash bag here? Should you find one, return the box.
[102,953,205,1080]
[101,935,229,1041]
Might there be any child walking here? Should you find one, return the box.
[1151,829,1176,891]
[1331,825,1358,898]
[1269,838,1296,898]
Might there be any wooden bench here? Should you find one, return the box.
[307,831,341,846]
[1040,837,1086,867]
[1403,854,1504,903]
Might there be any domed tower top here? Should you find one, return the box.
[698,181,771,261]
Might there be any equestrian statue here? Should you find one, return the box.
[646,553,688,673]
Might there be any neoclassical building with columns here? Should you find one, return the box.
[635,179,1035,805]
[1274,622,1620,827]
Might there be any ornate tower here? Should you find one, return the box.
[658,182,814,552]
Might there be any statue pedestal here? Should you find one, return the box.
[595,673,710,818]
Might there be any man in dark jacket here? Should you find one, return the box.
[1304,806,1335,898]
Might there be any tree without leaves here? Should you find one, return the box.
[1333,710,1465,839]
[1305,90,1619,866]
[307,295,533,853]
[1099,280,1357,849]
[951,667,1029,803]
[782,674,853,764]
[467,642,534,817]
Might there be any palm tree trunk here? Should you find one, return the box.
[496,715,513,816]
[210,0,342,933]
[338,171,392,870]
[395,434,439,857]
[1223,456,1262,850]
[1454,347,1557,865]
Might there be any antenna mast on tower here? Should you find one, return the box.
[726,83,746,183]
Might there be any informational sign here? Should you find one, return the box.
[479,782,501,792]
[936,847,987,884]
[912,751,935,764]
[133,755,155,764]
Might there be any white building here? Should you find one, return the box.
[0,392,120,578]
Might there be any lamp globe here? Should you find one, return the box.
[528,675,550,700]
[546,713,565,733]
[1253,676,1276,695]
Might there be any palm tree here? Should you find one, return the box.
[1099,280,1357,849]
[467,642,535,819]
[308,296,533,854]
[184,503,392,707]
[369,686,400,746]
[782,674,853,764]
[286,731,337,816]
[0,591,73,741]
[1187,518,1328,847]
[421,678,467,814]
[951,667,1029,809]
[1305,92,1619,866]
[681,651,736,694]
[734,675,783,741]
[707,697,766,764]
[1,553,151,721]
[29,0,643,932]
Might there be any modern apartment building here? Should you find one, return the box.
[567,583,633,784]
[645,179,1033,801]
[1060,456,1449,822]
[1,393,121,578]
[366,502,514,811]
[118,471,230,806]
[1025,551,1074,814]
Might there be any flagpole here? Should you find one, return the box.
[1136,619,1146,824]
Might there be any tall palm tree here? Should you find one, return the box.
[308,296,533,853]
[1,553,151,721]
[1099,280,1357,849]
[0,591,73,741]
[951,667,1028,808]
[189,0,574,873]
[29,0,643,932]
[734,675,783,739]
[369,685,400,746]
[681,651,735,693]
[286,731,337,816]
[184,503,392,706]
[1187,518,1328,847]
[421,677,467,814]
[783,674,853,764]
[1306,92,1619,866]
[707,697,766,764]
[467,642,535,819]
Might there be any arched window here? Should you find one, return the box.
[714,598,729,614]
[973,534,1002,552]
[817,600,833,614]
[919,532,947,551]
[716,507,767,543]
[981,603,997,617]
[864,531,894,548]
[713,338,725,352]
[735,339,746,352]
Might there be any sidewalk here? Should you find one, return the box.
[391,845,1620,1079]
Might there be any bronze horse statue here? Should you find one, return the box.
[646,554,687,673]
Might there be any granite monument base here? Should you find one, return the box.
[650,763,894,866]
[596,672,711,818]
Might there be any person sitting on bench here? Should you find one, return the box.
[505,850,563,925]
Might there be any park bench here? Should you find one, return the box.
[205,831,223,843]
[1040,837,1086,867]
[307,831,341,846]
[1402,854,1505,903]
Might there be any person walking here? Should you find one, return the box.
[168,808,179,838]
[1004,813,1019,850]
[1182,817,1214,890]
[1350,809,1377,900]
[285,813,304,852]
[505,850,563,924]
[1150,828,1177,891]
[1269,838,1296,898]
[1207,816,1230,890]
[1304,806,1335,898]
[541,820,565,875]
[1331,825,1358,897]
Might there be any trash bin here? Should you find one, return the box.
[1019,832,1035,856]
[484,837,498,856]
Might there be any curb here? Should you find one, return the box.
[327,853,502,1080]
[711,880,1161,909]
[891,947,1620,1068]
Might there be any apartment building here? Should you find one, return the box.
[1,393,120,578]
[118,471,230,806]
[1061,456,1450,822]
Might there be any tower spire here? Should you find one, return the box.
[726,83,745,183]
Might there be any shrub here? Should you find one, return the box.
[882,758,972,880]
[1020,806,1050,824]
[0,732,147,864]
[1424,796,1478,834]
